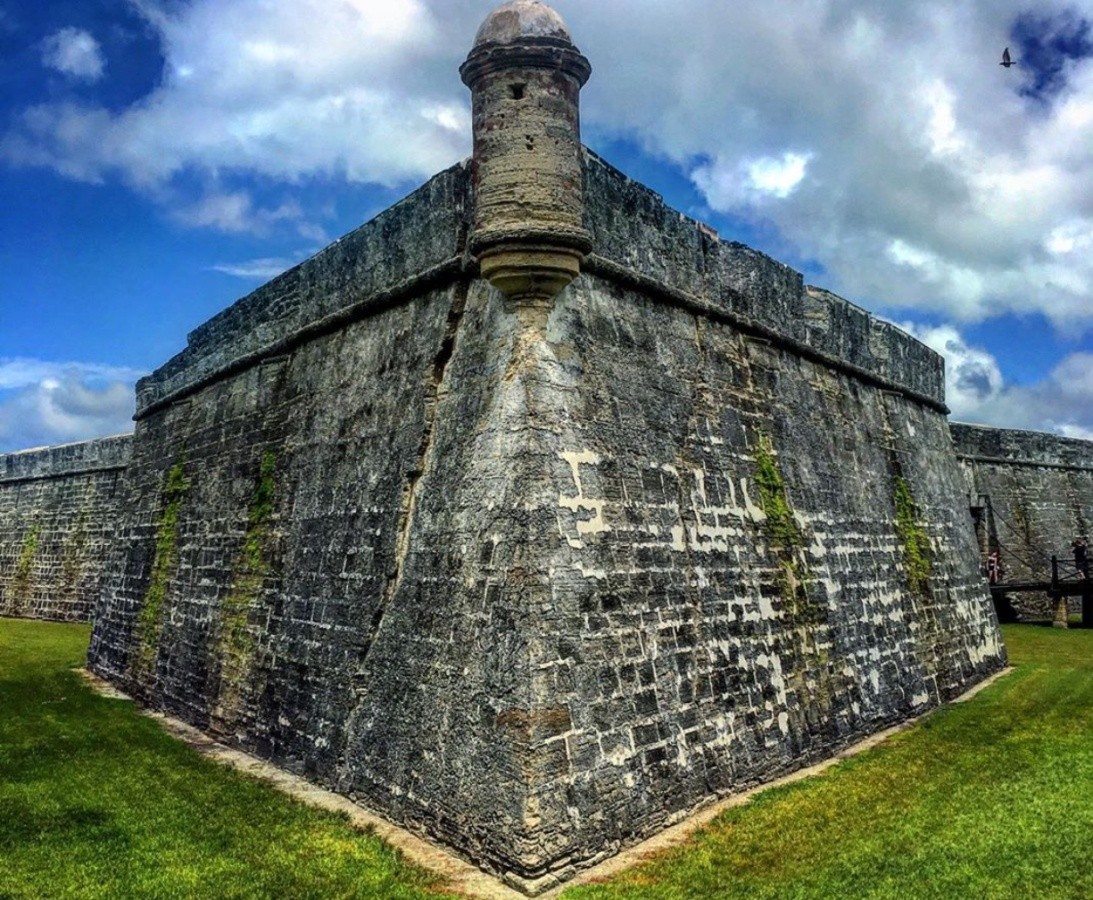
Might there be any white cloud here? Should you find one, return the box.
[172,191,309,235]
[2,0,1092,337]
[748,153,811,198]
[693,151,813,208]
[212,258,296,279]
[923,80,965,156]
[5,0,469,190]
[564,0,1093,331]
[1045,220,1093,255]
[41,27,105,82]
[886,239,987,310]
[0,359,143,453]
[1059,423,1093,440]
[900,324,1005,419]
[903,324,1093,436]
[0,359,141,392]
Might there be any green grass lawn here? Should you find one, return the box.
[0,619,456,900]
[2,620,1091,899]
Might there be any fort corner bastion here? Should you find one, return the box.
[2,1,1006,893]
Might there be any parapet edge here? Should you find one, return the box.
[951,422,1093,469]
[135,161,472,418]
[131,147,947,419]
[0,433,133,484]
[581,150,945,409]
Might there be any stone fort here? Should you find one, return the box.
[3,1,1088,893]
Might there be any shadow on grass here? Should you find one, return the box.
[0,618,458,900]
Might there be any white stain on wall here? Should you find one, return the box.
[558,450,610,548]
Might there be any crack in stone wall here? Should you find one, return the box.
[359,281,471,672]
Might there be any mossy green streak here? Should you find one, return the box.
[753,435,803,553]
[61,511,89,604]
[133,458,189,680]
[753,434,818,620]
[12,522,41,612]
[215,450,278,722]
[894,476,933,597]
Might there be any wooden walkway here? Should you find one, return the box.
[988,554,1093,627]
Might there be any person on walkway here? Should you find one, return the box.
[986,549,1002,584]
[1073,536,1088,580]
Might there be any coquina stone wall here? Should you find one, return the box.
[0,434,131,622]
[87,150,1005,892]
[952,422,1093,618]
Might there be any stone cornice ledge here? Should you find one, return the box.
[135,256,470,421]
[0,434,132,484]
[583,253,951,415]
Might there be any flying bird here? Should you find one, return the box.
[1000,47,1016,67]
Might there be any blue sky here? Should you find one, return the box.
[1,0,1092,452]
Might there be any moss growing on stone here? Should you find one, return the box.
[242,450,277,568]
[61,511,89,605]
[894,476,933,598]
[12,522,42,613]
[133,458,189,680]
[754,436,803,552]
[753,434,833,740]
[214,450,278,724]
[753,434,818,621]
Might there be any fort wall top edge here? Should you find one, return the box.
[951,421,1093,470]
[134,161,472,417]
[581,150,945,407]
[0,433,133,484]
[133,151,946,419]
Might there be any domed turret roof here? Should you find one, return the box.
[473,1,572,47]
